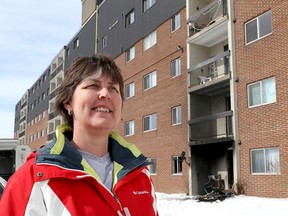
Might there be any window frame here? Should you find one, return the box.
[125,82,135,99]
[245,10,272,45]
[125,9,135,27]
[142,0,156,13]
[171,57,181,77]
[73,38,79,49]
[172,156,182,175]
[250,147,280,175]
[101,35,107,49]
[247,77,276,108]
[171,13,181,32]
[126,46,135,62]
[125,120,135,136]
[143,31,157,51]
[143,71,157,90]
[143,113,157,132]
[172,105,182,126]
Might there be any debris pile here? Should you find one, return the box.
[196,175,234,202]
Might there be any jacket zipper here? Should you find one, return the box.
[113,193,123,211]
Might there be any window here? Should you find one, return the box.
[143,113,157,132]
[66,47,70,57]
[171,13,180,32]
[172,106,182,125]
[144,71,157,90]
[126,46,135,62]
[143,0,156,13]
[41,92,45,101]
[41,129,45,137]
[125,10,135,27]
[148,158,157,175]
[73,38,79,49]
[102,35,107,49]
[144,31,157,51]
[251,147,280,174]
[125,82,135,99]
[248,77,276,107]
[172,156,182,174]
[171,58,181,77]
[245,10,272,44]
[125,120,135,136]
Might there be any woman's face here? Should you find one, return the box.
[66,71,122,133]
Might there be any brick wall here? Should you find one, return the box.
[234,0,288,198]
[26,110,48,151]
[114,8,190,194]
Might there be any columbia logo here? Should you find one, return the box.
[133,191,149,195]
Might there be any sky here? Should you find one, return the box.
[157,193,288,216]
[0,1,82,138]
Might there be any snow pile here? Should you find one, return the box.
[157,193,288,216]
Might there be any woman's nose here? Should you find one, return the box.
[99,88,111,101]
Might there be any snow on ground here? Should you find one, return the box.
[157,193,288,216]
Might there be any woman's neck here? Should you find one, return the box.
[72,125,110,157]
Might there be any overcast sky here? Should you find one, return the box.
[0,0,81,138]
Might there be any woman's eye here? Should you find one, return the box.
[109,86,119,93]
[86,84,100,89]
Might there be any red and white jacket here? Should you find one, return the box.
[0,124,158,216]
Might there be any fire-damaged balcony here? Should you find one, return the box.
[189,110,233,145]
[188,50,230,93]
[187,0,228,47]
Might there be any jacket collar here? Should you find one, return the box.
[36,124,148,182]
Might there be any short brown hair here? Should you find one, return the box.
[55,54,124,127]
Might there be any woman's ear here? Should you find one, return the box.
[64,103,72,112]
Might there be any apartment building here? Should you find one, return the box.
[14,67,50,151]
[14,92,28,143]
[13,0,287,198]
[234,0,288,198]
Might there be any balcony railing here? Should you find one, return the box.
[19,115,27,124]
[188,110,233,145]
[19,130,26,138]
[50,62,63,79]
[20,100,27,109]
[187,0,227,37]
[48,111,57,121]
[188,50,230,88]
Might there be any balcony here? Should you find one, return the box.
[188,110,233,145]
[19,115,27,124]
[188,50,230,93]
[48,111,57,121]
[19,130,26,138]
[20,100,27,109]
[187,0,228,47]
[50,62,63,79]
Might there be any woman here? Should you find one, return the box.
[0,54,158,215]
